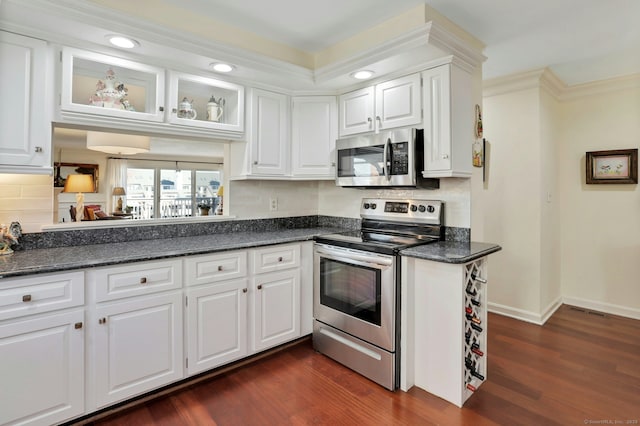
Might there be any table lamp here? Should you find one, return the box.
[64,174,95,221]
[112,186,126,213]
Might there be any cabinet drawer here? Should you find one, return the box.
[88,259,182,302]
[0,271,84,321]
[252,243,300,274]
[185,251,247,287]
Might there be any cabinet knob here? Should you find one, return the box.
[331,162,336,167]
[74,322,83,329]
[98,318,107,324]
[22,294,32,302]
[253,161,258,165]
[367,117,372,126]
[159,106,164,112]
[257,284,263,290]
[34,146,43,153]
[278,256,283,262]
[140,277,147,284]
[217,265,223,272]
[243,288,248,293]
[172,108,178,113]
[442,154,449,159]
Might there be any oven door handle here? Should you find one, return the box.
[315,245,393,267]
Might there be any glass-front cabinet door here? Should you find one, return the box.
[60,47,165,122]
[167,71,244,133]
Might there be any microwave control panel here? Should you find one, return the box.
[390,142,409,174]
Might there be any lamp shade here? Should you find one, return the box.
[87,131,150,155]
[63,174,95,193]
[112,186,126,196]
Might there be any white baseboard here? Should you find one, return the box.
[487,302,547,325]
[489,296,639,324]
[561,296,640,320]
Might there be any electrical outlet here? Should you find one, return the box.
[269,197,278,211]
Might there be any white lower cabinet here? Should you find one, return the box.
[0,241,311,424]
[186,278,248,375]
[86,259,184,409]
[90,291,184,408]
[0,272,85,426]
[251,269,300,352]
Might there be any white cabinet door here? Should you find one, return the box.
[338,86,375,136]
[251,269,300,352]
[422,64,473,178]
[248,88,289,176]
[91,291,183,408]
[375,73,422,131]
[186,279,248,375]
[0,309,84,426]
[291,96,338,178]
[0,31,51,172]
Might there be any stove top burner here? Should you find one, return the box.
[315,198,444,255]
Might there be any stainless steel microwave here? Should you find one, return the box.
[335,128,439,189]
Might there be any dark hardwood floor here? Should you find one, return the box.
[77,305,640,425]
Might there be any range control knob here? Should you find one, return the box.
[427,205,436,213]
[418,205,426,213]
[370,203,377,209]
[363,203,370,209]
[410,205,418,212]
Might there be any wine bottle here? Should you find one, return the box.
[470,370,485,381]
[470,323,483,332]
[465,287,477,296]
[471,273,487,284]
[471,347,484,357]
[465,306,473,314]
[470,298,481,306]
[466,383,477,392]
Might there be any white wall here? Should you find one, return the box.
[478,70,640,322]
[474,85,546,321]
[559,81,640,318]
[228,180,319,218]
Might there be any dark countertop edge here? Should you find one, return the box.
[400,241,502,264]
[0,230,332,280]
[1,229,502,280]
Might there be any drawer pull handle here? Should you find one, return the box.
[22,295,32,302]
[243,288,248,293]
[74,322,83,329]
[98,318,107,324]
[257,285,262,290]
[140,277,147,284]
[278,257,283,262]
[217,266,223,272]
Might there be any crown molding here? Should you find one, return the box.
[483,67,640,101]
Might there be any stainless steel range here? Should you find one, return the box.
[313,198,443,390]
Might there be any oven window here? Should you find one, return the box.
[319,258,381,326]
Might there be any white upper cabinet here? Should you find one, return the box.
[422,63,473,178]
[235,87,289,177]
[59,47,245,139]
[338,86,375,136]
[0,31,52,173]
[338,73,421,137]
[61,47,165,122]
[291,96,338,179]
[167,71,244,133]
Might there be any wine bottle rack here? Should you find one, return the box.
[463,258,487,400]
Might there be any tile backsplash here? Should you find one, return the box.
[0,174,53,233]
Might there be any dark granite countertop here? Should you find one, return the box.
[401,241,502,264]
[0,227,342,279]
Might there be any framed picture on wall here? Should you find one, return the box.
[586,149,638,184]
[54,162,99,192]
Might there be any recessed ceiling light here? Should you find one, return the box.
[351,70,374,80]
[210,62,235,73]
[106,35,140,49]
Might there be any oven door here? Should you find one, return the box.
[313,243,396,351]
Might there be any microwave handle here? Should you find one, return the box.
[383,138,391,181]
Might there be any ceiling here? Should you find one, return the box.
[161,0,640,86]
